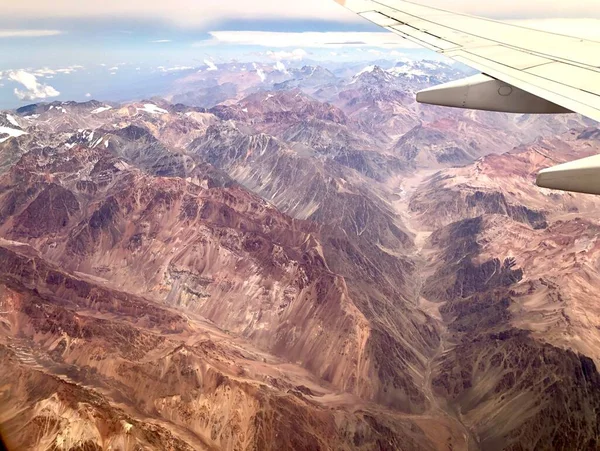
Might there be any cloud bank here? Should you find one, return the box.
[204,31,420,49]
[266,49,308,61]
[0,29,63,38]
[3,0,599,28]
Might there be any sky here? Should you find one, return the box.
[0,0,599,108]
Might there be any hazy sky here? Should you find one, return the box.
[2,0,599,26]
[0,0,598,108]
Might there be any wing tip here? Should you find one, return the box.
[536,154,600,195]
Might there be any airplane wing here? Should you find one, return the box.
[333,0,600,195]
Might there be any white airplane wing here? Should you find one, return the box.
[334,0,600,194]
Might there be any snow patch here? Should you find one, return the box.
[0,126,26,143]
[204,59,217,71]
[355,65,376,76]
[137,104,168,115]
[91,106,112,114]
[273,61,287,73]
[387,65,427,79]
[253,63,266,82]
[6,114,19,127]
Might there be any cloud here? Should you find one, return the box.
[266,49,307,61]
[85,93,91,97]
[204,31,419,49]
[2,1,358,27]
[151,39,172,43]
[0,29,63,38]
[55,65,84,74]
[8,70,60,101]
[2,0,599,28]
[157,65,194,72]
[33,65,84,77]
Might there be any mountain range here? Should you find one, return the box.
[0,59,599,451]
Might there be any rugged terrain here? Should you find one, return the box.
[0,60,599,450]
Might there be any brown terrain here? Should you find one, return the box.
[0,61,600,450]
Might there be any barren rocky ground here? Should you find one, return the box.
[0,61,599,450]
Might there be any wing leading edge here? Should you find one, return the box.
[333,0,600,194]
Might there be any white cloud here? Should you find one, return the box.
[0,29,63,38]
[56,65,84,74]
[32,65,84,77]
[157,65,194,72]
[85,93,91,97]
[266,49,307,61]
[151,39,172,43]
[8,70,60,101]
[108,66,119,71]
[204,31,420,49]
[33,68,57,77]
